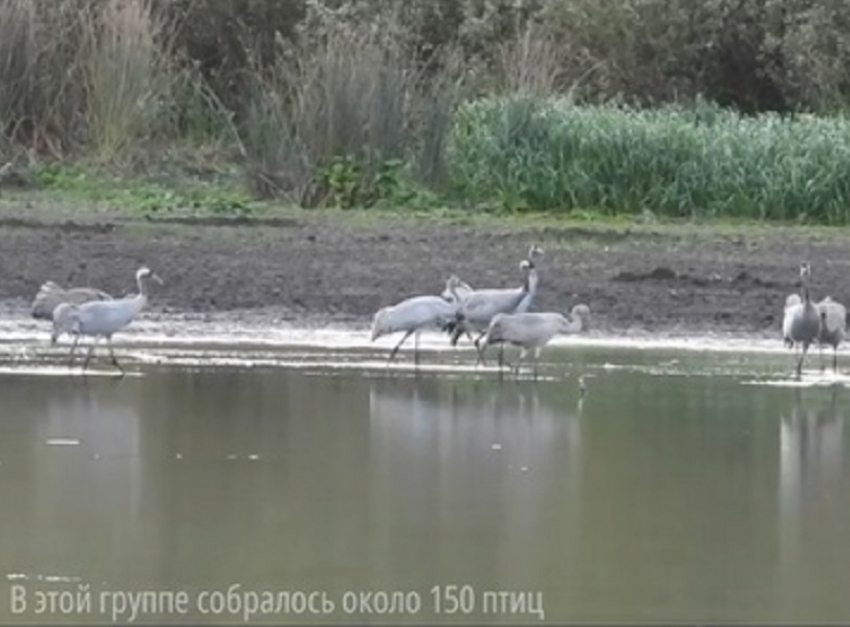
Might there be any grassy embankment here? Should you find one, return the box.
[3,0,850,229]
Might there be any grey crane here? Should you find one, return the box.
[816,296,846,372]
[31,281,112,321]
[449,245,544,359]
[782,262,822,377]
[371,279,466,368]
[51,266,163,375]
[479,304,591,379]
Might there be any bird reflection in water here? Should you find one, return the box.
[778,386,844,573]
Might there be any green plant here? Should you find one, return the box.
[448,96,850,224]
[322,155,361,208]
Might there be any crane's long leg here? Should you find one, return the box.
[107,337,125,377]
[513,349,526,378]
[389,330,414,363]
[83,340,97,372]
[797,343,809,377]
[449,324,464,347]
[414,332,420,371]
[473,331,488,365]
[819,345,825,372]
[834,346,839,373]
[82,341,97,372]
[67,334,81,368]
[532,347,541,381]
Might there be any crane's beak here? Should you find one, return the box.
[152,273,164,285]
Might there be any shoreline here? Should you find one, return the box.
[0,306,806,357]
[0,200,848,345]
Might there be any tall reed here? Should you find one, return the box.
[448,97,850,223]
[81,0,178,161]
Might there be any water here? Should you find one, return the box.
[1,330,849,625]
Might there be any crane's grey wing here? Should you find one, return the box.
[462,289,525,323]
[32,282,66,320]
[32,282,112,320]
[782,300,802,347]
[73,297,144,335]
[817,299,847,343]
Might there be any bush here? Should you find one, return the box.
[448,96,850,223]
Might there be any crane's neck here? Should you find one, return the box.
[523,264,538,294]
[559,312,584,334]
[137,275,150,299]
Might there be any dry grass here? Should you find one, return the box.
[492,21,565,97]
[0,0,85,155]
[81,0,178,161]
[241,21,453,204]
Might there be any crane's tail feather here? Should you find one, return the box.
[443,313,468,346]
[31,282,65,320]
[448,324,465,346]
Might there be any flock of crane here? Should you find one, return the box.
[370,244,591,376]
[22,245,846,379]
[27,245,590,377]
[783,262,846,376]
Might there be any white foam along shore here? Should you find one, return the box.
[0,309,810,357]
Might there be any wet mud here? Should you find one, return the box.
[0,204,847,339]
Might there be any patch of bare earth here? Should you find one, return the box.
[0,203,847,338]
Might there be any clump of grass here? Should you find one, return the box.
[240,8,459,207]
[447,96,850,224]
[242,25,411,204]
[81,0,179,161]
[30,160,258,216]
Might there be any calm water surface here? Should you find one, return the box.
[0,340,849,624]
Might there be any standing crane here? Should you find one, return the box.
[479,304,591,379]
[51,266,163,376]
[782,262,822,377]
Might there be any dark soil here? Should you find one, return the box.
[1,203,848,337]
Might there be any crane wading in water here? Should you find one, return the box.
[781,262,821,377]
[51,266,163,376]
[479,304,591,379]
[370,278,467,369]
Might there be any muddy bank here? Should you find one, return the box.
[0,203,846,337]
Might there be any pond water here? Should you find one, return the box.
[0,330,849,625]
